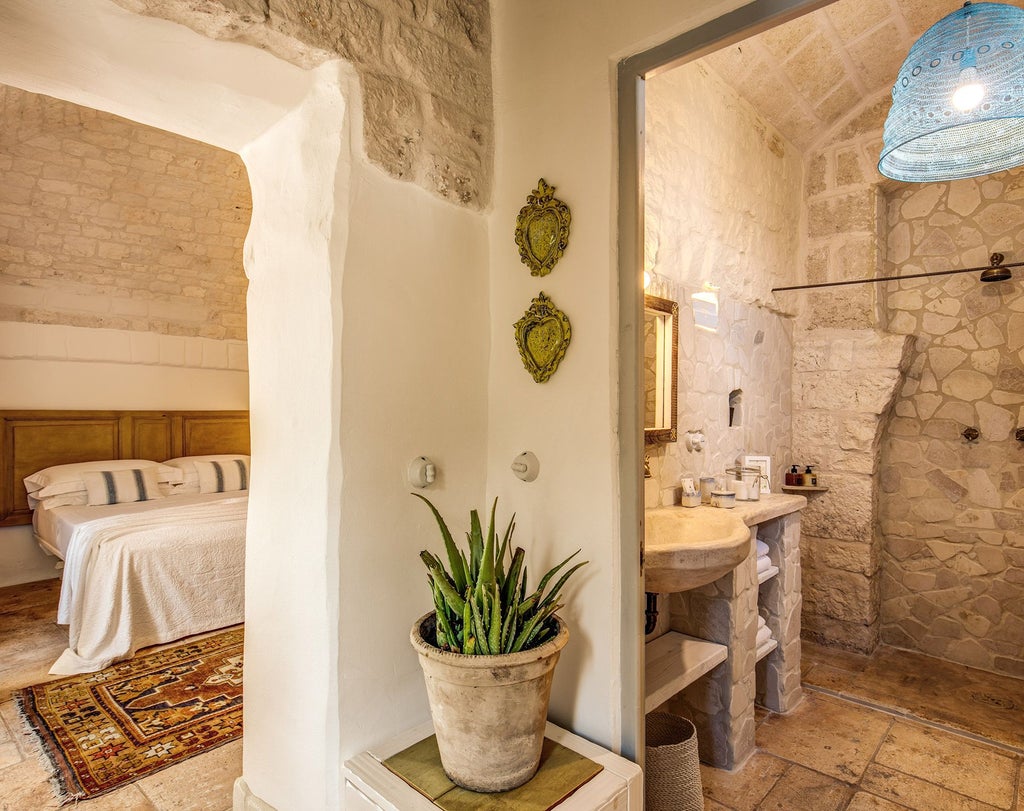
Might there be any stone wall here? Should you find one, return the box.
[793,329,912,651]
[794,94,890,332]
[0,84,250,340]
[643,60,800,507]
[878,173,1024,678]
[788,91,913,653]
[645,61,803,309]
[114,0,492,207]
[644,285,794,506]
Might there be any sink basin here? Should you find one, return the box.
[644,507,751,592]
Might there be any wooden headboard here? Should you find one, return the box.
[0,410,250,527]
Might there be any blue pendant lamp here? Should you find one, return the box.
[879,2,1024,182]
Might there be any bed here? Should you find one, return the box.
[0,410,250,675]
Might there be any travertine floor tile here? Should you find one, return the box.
[0,755,154,811]
[846,792,912,810]
[756,763,853,810]
[0,580,242,811]
[701,751,787,810]
[860,763,1003,811]
[803,662,858,692]
[135,739,241,811]
[800,640,872,673]
[704,799,733,811]
[874,721,1017,808]
[1015,762,1023,811]
[756,693,892,782]
[0,740,21,771]
[846,646,1024,749]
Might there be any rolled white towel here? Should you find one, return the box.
[757,555,772,574]
[757,614,766,628]
[756,625,772,646]
[756,540,770,557]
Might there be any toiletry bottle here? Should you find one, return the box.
[785,465,799,486]
[805,465,817,486]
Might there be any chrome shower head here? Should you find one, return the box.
[981,253,1012,282]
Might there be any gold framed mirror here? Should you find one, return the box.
[644,294,678,444]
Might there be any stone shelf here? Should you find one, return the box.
[780,485,829,493]
[755,637,778,663]
[757,564,779,585]
[645,631,728,713]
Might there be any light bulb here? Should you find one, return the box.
[953,66,984,111]
[643,271,652,289]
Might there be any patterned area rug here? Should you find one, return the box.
[15,627,243,804]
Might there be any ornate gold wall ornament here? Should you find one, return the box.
[514,292,572,383]
[514,179,571,276]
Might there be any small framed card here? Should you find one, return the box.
[744,455,771,494]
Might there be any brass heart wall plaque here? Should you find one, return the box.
[514,179,571,277]
[514,292,571,383]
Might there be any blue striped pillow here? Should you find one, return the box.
[82,468,165,506]
[195,458,249,493]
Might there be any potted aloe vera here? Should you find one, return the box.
[410,494,587,793]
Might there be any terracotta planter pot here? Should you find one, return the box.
[410,611,569,793]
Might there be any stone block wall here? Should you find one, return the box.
[793,96,890,333]
[644,283,793,506]
[792,330,912,651]
[643,60,801,506]
[0,84,250,341]
[645,62,803,308]
[879,173,1024,678]
[114,0,492,208]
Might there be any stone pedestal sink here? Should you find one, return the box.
[644,507,751,592]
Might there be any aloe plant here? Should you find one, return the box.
[414,493,587,655]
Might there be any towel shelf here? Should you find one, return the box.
[755,637,778,663]
[645,631,728,713]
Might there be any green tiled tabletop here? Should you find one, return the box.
[383,735,604,810]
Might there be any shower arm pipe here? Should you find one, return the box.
[771,259,1023,293]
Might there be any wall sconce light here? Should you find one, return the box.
[879,2,1024,182]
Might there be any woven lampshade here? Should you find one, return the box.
[879,2,1024,182]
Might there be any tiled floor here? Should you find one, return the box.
[802,640,1024,750]
[4,579,1023,810]
[0,579,240,811]
[702,642,1024,811]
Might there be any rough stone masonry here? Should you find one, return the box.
[113,0,494,208]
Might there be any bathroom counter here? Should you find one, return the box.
[658,492,806,527]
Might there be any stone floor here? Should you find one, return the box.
[802,639,1024,750]
[0,578,240,810]
[4,578,1023,810]
[702,641,1024,811]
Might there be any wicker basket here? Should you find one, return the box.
[645,712,703,811]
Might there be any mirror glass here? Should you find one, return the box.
[644,294,678,444]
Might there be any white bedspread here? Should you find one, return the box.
[50,494,247,675]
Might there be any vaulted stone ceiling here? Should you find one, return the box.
[701,0,968,151]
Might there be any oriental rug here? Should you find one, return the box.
[15,627,243,804]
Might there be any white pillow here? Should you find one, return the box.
[82,467,165,506]
[163,455,250,488]
[194,459,249,493]
[33,492,89,510]
[25,460,182,505]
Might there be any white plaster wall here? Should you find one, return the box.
[337,165,489,759]
[645,62,804,308]
[489,0,764,754]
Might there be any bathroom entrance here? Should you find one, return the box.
[621,0,1024,802]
